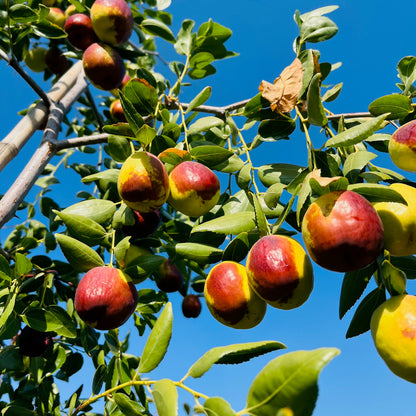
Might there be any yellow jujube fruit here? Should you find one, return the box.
[370,294,416,383]
[373,183,416,256]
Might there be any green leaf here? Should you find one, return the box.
[135,124,157,147]
[24,305,77,338]
[175,19,194,55]
[346,288,386,338]
[0,283,18,329]
[322,82,343,102]
[81,169,120,184]
[107,135,131,162]
[368,94,413,120]
[55,234,105,272]
[9,4,38,22]
[113,393,145,415]
[32,21,67,39]
[342,151,377,181]
[397,56,416,95]
[300,5,339,20]
[112,203,135,228]
[192,212,256,235]
[258,117,296,140]
[190,145,233,166]
[390,255,416,279]
[186,86,212,113]
[204,397,236,416]
[299,15,338,43]
[248,192,268,237]
[152,379,178,416]
[124,77,159,115]
[14,253,32,277]
[222,232,252,262]
[141,18,175,42]
[307,73,328,126]
[92,365,107,395]
[138,302,173,373]
[339,263,376,319]
[119,91,145,137]
[211,154,244,173]
[258,164,305,187]
[324,114,389,147]
[54,211,109,247]
[188,116,224,135]
[246,348,340,416]
[60,199,116,224]
[188,341,286,379]
[237,163,252,190]
[347,183,407,203]
[171,242,223,264]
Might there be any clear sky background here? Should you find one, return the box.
[1,0,416,415]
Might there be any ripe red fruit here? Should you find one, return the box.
[388,119,416,172]
[90,0,134,46]
[64,14,98,50]
[168,161,221,217]
[74,266,138,330]
[155,259,184,293]
[82,42,126,91]
[302,190,384,272]
[182,294,202,318]
[109,98,126,122]
[204,261,267,329]
[246,235,314,310]
[45,47,69,74]
[121,209,161,239]
[18,326,53,357]
[118,151,170,213]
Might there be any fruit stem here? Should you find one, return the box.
[295,105,317,171]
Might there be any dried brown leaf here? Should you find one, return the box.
[259,58,304,113]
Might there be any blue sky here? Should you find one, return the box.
[2,0,416,415]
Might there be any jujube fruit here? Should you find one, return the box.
[204,261,267,329]
[388,120,416,172]
[370,294,416,383]
[374,183,416,256]
[302,190,384,272]
[64,14,98,51]
[246,235,314,310]
[155,259,184,293]
[82,42,126,91]
[168,161,221,217]
[118,151,170,213]
[182,294,202,318]
[90,0,134,47]
[109,98,126,122]
[45,47,70,75]
[74,266,138,330]
[120,209,161,239]
[24,47,48,72]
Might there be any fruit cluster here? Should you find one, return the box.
[24,0,133,92]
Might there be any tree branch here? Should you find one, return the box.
[0,60,85,173]
[0,68,89,229]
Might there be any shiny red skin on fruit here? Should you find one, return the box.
[302,190,384,272]
[170,161,220,201]
[247,235,299,303]
[156,259,184,293]
[392,120,416,149]
[82,43,125,91]
[64,14,98,50]
[110,99,126,122]
[18,326,53,357]
[74,267,138,330]
[45,47,69,74]
[121,209,161,239]
[182,294,202,318]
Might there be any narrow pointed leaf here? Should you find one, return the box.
[60,199,116,224]
[188,341,286,379]
[185,86,212,113]
[172,242,223,264]
[324,114,388,147]
[119,91,145,138]
[307,73,328,126]
[246,348,340,416]
[55,234,104,272]
[347,183,407,203]
[138,302,173,373]
[192,212,256,235]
